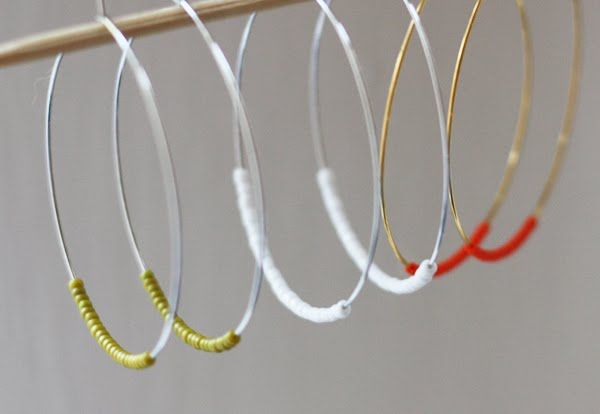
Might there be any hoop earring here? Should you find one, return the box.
[308,0,447,293]
[111,0,267,351]
[232,0,382,323]
[45,15,184,369]
[447,0,582,262]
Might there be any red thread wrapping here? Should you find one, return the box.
[434,221,490,277]
[405,221,491,277]
[466,215,538,262]
[405,262,419,275]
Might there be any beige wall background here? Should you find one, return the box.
[0,0,597,412]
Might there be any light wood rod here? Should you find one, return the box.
[0,0,309,68]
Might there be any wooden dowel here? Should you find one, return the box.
[0,0,308,68]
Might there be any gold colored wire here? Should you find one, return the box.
[446,0,533,245]
[379,0,427,267]
[534,0,582,217]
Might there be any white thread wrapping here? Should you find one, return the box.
[234,168,350,323]
[317,168,435,294]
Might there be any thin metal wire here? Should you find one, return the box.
[404,0,449,264]
[233,12,256,168]
[308,5,329,169]
[235,0,380,308]
[112,38,146,272]
[173,0,266,335]
[45,54,75,282]
[378,0,426,267]
[312,0,379,306]
[377,0,449,266]
[102,0,145,274]
[482,0,533,222]
[534,0,582,217]
[96,0,107,17]
[101,16,182,358]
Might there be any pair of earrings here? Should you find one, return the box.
[46,0,265,369]
[380,0,580,272]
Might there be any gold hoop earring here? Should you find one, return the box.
[447,0,582,262]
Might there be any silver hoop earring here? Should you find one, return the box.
[45,15,183,369]
[232,0,381,323]
[310,0,450,293]
[110,0,267,352]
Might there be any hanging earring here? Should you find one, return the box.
[111,0,267,351]
[45,14,183,369]
[447,0,582,262]
[231,0,382,323]
[309,0,448,293]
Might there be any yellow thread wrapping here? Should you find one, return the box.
[68,279,155,369]
[140,270,240,353]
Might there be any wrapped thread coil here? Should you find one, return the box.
[68,278,155,369]
[140,270,240,353]
[466,216,538,262]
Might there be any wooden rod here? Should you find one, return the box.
[0,0,309,68]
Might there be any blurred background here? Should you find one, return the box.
[0,0,597,412]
